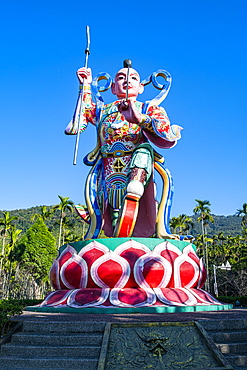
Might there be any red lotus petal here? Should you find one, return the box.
[134,252,172,289]
[197,258,207,288]
[115,240,150,288]
[39,290,71,307]
[154,287,197,306]
[179,261,196,286]
[79,241,109,288]
[183,244,200,266]
[189,288,221,304]
[67,288,109,307]
[154,241,181,264]
[143,260,165,287]
[91,252,130,288]
[98,260,123,287]
[57,244,77,268]
[110,288,156,307]
[49,260,61,290]
[61,254,88,289]
[153,242,182,288]
[174,250,200,288]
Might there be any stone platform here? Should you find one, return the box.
[19,306,247,323]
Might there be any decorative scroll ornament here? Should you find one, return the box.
[141,69,172,111]
[91,69,172,123]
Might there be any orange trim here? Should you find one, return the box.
[115,197,139,237]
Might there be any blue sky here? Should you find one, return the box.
[0,0,246,217]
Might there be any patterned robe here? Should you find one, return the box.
[65,90,182,238]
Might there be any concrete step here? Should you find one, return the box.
[0,368,69,370]
[1,343,101,358]
[216,342,247,354]
[0,368,79,370]
[0,356,98,369]
[224,354,247,367]
[0,320,105,370]
[12,331,102,346]
[200,319,247,332]
[211,330,247,343]
[22,320,105,333]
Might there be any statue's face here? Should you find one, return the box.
[111,68,144,99]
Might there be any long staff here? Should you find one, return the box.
[123,59,132,101]
[73,26,90,165]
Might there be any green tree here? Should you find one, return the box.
[14,218,57,283]
[7,226,22,260]
[31,205,54,223]
[2,225,22,298]
[0,211,18,276]
[52,196,74,249]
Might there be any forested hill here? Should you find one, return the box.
[1,205,242,237]
[190,214,242,237]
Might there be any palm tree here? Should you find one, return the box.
[211,232,227,266]
[236,203,247,230]
[52,196,74,249]
[193,199,214,291]
[31,205,54,223]
[0,211,18,276]
[169,217,179,234]
[170,214,193,235]
[193,199,214,241]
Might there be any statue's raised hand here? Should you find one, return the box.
[76,67,92,84]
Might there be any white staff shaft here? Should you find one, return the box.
[73,26,90,165]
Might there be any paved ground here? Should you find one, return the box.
[16,308,247,323]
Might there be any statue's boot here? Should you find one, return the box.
[114,169,146,237]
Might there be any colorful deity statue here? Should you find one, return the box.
[27,58,230,313]
[65,62,183,240]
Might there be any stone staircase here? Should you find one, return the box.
[0,320,106,369]
[1,316,247,370]
[200,318,247,370]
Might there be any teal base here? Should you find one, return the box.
[25,303,233,314]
